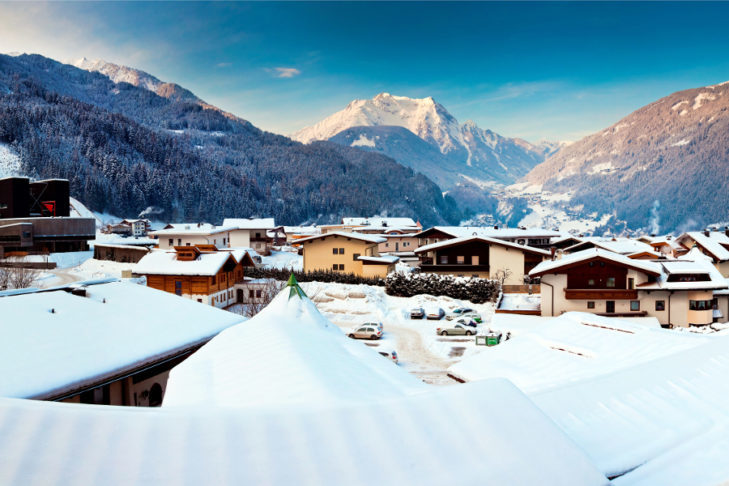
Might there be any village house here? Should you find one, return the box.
[321,217,422,235]
[414,236,550,285]
[150,223,234,249]
[299,232,398,278]
[222,218,284,255]
[563,237,656,256]
[0,280,243,406]
[675,229,729,277]
[530,248,728,327]
[415,226,561,250]
[93,243,151,263]
[135,245,255,308]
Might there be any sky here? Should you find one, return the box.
[1,1,729,142]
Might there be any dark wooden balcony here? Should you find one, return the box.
[419,264,490,273]
[564,288,638,300]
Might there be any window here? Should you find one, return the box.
[174,280,182,296]
[168,238,173,246]
[606,301,615,313]
[339,248,344,254]
[211,276,216,285]
[249,289,254,298]
[588,279,595,286]
[178,238,182,246]
[333,248,338,254]
[197,298,202,303]
[353,253,360,261]
[606,277,616,288]
[223,238,226,245]
[256,289,262,298]
[186,242,190,246]
[655,300,665,311]
[630,301,640,311]
[628,278,635,290]
[439,255,448,264]
[587,301,595,309]
[689,299,713,310]
[255,232,261,239]
[472,255,479,265]
[385,243,389,248]
[457,256,465,264]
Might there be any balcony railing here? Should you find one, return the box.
[564,288,638,300]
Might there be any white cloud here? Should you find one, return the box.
[271,67,301,78]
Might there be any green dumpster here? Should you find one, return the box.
[485,332,502,346]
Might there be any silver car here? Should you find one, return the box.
[436,322,476,336]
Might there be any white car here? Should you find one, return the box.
[445,307,475,320]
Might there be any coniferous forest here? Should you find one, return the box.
[0,54,462,225]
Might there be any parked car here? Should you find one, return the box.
[362,321,383,331]
[436,322,476,336]
[410,307,425,319]
[445,307,475,320]
[455,317,477,328]
[377,346,399,364]
[460,312,483,324]
[348,325,382,340]
[425,306,445,320]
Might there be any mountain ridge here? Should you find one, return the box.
[293,92,553,186]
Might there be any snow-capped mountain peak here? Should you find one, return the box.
[295,93,557,186]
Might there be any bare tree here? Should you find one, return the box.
[0,266,10,290]
[492,268,513,288]
[236,279,286,318]
[9,264,41,289]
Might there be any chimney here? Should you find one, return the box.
[493,225,499,230]
[704,229,711,237]
[725,226,729,237]
[550,246,557,260]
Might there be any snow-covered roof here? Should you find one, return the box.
[532,334,729,481]
[530,248,662,277]
[417,226,561,239]
[0,281,243,399]
[676,231,729,261]
[134,249,238,276]
[164,286,424,407]
[341,217,418,228]
[0,377,607,486]
[297,231,386,245]
[416,236,550,255]
[357,255,400,264]
[566,237,655,255]
[637,256,728,291]
[222,218,276,230]
[449,312,708,396]
[150,223,235,236]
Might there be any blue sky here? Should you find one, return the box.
[2,2,729,141]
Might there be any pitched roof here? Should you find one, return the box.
[415,236,550,256]
[565,237,655,255]
[135,249,239,276]
[296,231,386,245]
[529,248,662,277]
[0,280,243,399]
[151,223,235,236]
[222,218,276,230]
[415,226,560,239]
[676,231,729,261]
